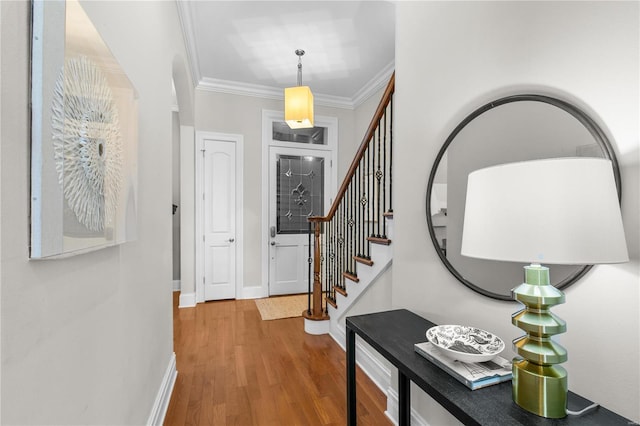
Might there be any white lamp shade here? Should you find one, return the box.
[461,158,628,265]
[285,86,314,129]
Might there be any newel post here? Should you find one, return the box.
[304,217,328,321]
[312,221,322,316]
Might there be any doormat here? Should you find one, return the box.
[254,294,308,321]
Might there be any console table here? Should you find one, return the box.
[346,309,633,426]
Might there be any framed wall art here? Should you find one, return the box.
[30,0,138,258]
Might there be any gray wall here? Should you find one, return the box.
[394,1,639,423]
[0,1,193,423]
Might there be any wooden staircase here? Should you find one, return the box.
[303,73,395,335]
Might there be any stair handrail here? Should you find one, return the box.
[309,72,395,224]
[304,72,395,323]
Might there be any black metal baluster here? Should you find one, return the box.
[328,220,333,304]
[347,185,351,276]
[350,178,355,274]
[320,222,325,314]
[332,218,337,299]
[368,144,372,240]
[355,166,360,259]
[358,163,364,260]
[340,199,349,290]
[336,202,344,288]
[389,96,393,214]
[362,151,370,259]
[307,221,312,314]
[382,108,387,238]
[345,187,349,277]
[376,120,382,238]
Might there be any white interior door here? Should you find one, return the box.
[203,138,236,300]
[269,147,331,295]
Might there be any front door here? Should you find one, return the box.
[269,147,331,295]
[202,137,237,300]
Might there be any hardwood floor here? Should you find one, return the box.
[164,293,391,426]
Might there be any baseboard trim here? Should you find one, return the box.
[172,280,180,291]
[330,326,391,398]
[178,292,196,308]
[240,285,267,299]
[385,386,428,426]
[147,352,177,426]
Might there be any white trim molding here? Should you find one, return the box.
[197,77,355,110]
[240,285,266,300]
[172,280,180,292]
[175,1,202,86]
[385,387,429,426]
[331,326,392,396]
[147,352,177,426]
[351,61,395,107]
[178,292,196,308]
[194,70,395,110]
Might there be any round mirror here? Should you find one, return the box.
[426,94,621,300]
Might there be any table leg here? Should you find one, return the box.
[347,326,357,425]
[398,371,410,426]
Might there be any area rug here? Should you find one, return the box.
[254,294,308,321]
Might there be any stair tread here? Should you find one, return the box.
[367,236,392,245]
[342,271,359,282]
[334,286,347,297]
[354,256,374,266]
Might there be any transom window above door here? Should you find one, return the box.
[272,121,327,145]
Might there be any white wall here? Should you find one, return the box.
[394,1,639,423]
[0,1,193,423]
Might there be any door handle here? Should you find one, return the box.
[270,241,276,246]
[270,226,276,238]
[229,238,235,243]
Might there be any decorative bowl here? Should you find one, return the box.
[426,325,505,363]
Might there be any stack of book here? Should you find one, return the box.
[414,341,512,390]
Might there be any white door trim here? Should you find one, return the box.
[195,131,244,303]
[260,110,338,299]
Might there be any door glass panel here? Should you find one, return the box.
[276,155,324,234]
[272,122,327,145]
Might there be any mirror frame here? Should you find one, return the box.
[426,94,622,300]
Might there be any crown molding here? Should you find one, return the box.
[196,78,355,110]
[176,1,202,86]
[351,61,395,108]
[195,63,395,111]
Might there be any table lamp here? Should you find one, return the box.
[461,158,628,418]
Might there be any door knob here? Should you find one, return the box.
[270,241,276,246]
[229,238,235,243]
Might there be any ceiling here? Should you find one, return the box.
[177,1,395,109]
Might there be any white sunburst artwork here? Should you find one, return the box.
[52,56,124,233]
[30,0,138,258]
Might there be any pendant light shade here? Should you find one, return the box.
[285,86,314,129]
[285,49,314,129]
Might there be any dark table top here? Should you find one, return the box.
[346,309,633,426]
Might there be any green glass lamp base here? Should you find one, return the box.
[513,358,568,418]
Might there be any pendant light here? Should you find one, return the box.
[285,49,314,129]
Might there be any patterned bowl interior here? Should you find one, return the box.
[426,325,504,361]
